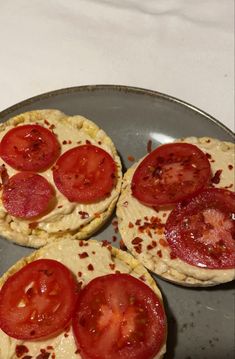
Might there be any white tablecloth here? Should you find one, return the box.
[0,0,234,131]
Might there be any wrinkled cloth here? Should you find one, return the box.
[0,0,234,130]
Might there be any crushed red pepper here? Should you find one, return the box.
[78,211,89,219]
[79,252,89,259]
[147,139,152,153]
[211,169,222,184]
[87,264,94,271]
[127,155,135,162]
[15,345,29,358]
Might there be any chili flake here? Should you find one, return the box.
[88,264,94,271]
[79,252,89,259]
[15,345,29,358]
[211,169,222,184]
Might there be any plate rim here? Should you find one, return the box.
[0,84,234,139]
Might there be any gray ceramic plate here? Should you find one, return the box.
[0,85,234,359]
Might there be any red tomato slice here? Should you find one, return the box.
[72,273,166,359]
[2,172,55,219]
[0,259,78,340]
[165,188,235,269]
[53,145,116,203]
[0,124,60,171]
[131,143,211,207]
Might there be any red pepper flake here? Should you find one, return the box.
[86,140,91,144]
[94,212,101,218]
[51,354,56,359]
[77,140,82,144]
[211,159,215,163]
[36,352,50,359]
[75,348,81,354]
[102,240,111,247]
[135,219,141,226]
[28,222,38,229]
[137,216,165,235]
[57,205,63,209]
[123,201,128,207]
[46,346,54,351]
[151,240,157,248]
[157,250,162,258]
[147,139,152,153]
[78,271,82,277]
[115,270,121,274]
[114,227,119,233]
[44,119,50,126]
[120,240,127,251]
[109,263,116,270]
[62,140,67,144]
[134,244,142,254]
[170,251,177,260]
[88,264,94,271]
[78,211,89,219]
[206,139,211,143]
[0,164,9,186]
[64,333,69,338]
[98,141,102,145]
[205,153,212,159]
[112,220,118,226]
[128,222,134,228]
[159,238,168,247]
[79,252,89,259]
[228,165,233,170]
[127,155,135,162]
[211,169,222,184]
[112,236,117,242]
[139,275,146,282]
[162,213,167,218]
[68,140,72,144]
[22,356,33,359]
[15,345,29,358]
[132,237,143,245]
[92,251,96,254]
[49,124,55,130]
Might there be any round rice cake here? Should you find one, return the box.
[0,110,122,248]
[117,137,235,286]
[0,238,167,359]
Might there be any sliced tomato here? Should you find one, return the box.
[0,259,78,340]
[165,188,235,269]
[53,145,116,203]
[72,273,166,359]
[0,124,60,171]
[131,143,211,207]
[2,172,55,219]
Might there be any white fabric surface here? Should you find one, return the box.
[0,0,234,131]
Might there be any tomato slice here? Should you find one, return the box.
[165,188,235,269]
[72,273,166,359]
[0,124,60,171]
[0,259,78,340]
[131,143,211,207]
[53,145,116,203]
[2,172,55,219]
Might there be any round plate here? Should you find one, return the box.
[0,85,234,359]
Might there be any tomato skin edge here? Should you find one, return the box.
[0,259,79,340]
